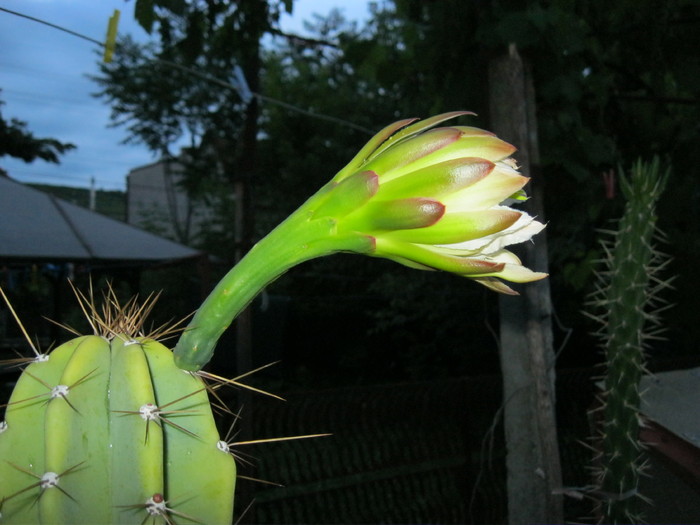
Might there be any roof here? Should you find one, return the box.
[0,176,201,264]
[640,367,700,450]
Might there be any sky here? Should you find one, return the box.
[0,0,370,191]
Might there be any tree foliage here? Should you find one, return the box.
[0,93,75,177]
[94,0,294,249]
[95,0,700,380]
[96,2,285,171]
[341,0,699,363]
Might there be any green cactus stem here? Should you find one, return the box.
[587,157,671,524]
[0,291,236,524]
[173,201,375,371]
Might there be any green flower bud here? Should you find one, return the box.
[174,112,547,371]
[320,112,546,294]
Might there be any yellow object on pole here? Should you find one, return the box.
[103,9,120,63]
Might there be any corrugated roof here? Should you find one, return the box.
[0,177,200,263]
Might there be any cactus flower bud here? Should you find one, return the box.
[313,111,547,294]
[174,112,547,371]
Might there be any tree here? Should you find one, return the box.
[94,1,287,247]
[0,92,75,177]
[95,0,700,383]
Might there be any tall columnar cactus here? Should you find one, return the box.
[0,291,236,524]
[1,113,548,523]
[587,158,671,524]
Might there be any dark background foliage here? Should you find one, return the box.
[5,0,699,384]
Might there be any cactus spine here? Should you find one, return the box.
[0,291,236,524]
[587,158,671,524]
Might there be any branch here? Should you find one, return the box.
[267,27,340,48]
[613,94,699,105]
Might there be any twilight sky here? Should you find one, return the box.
[0,0,369,190]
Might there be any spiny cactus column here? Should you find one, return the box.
[587,158,671,524]
[0,294,236,524]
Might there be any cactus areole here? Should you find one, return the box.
[0,294,236,524]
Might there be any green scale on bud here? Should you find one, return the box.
[0,293,236,524]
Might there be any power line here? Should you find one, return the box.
[8,168,119,188]
[0,6,375,135]
[2,87,97,108]
[4,163,128,188]
[10,170,89,183]
[0,6,103,47]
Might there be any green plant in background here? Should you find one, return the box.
[0,113,546,523]
[586,158,672,524]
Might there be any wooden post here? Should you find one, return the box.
[488,43,563,524]
[230,3,264,517]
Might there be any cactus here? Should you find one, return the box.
[1,113,549,523]
[586,158,671,523]
[0,289,236,524]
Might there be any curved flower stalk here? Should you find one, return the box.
[174,112,547,371]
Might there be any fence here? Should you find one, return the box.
[230,369,598,524]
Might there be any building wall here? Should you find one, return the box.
[126,157,214,245]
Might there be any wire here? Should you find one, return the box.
[7,167,123,190]
[156,57,374,134]
[0,6,375,135]
[0,7,103,47]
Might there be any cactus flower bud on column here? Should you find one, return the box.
[174,112,547,371]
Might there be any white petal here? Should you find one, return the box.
[443,164,528,213]
[438,211,545,253]
[485,249,523,264]
[498,263,548,283]
[483,249,547,282]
